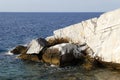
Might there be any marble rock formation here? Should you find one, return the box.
[46,9,120,64]
[27,38,49,54]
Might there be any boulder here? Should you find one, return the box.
[11,45,41,62]
[17,47,41,62]
[27,38,49,54]
[42,43,88,66]
[46,9,120,65]
[42,47,61,66]
[11,45,27,54]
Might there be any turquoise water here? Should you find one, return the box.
[1,12,120,80]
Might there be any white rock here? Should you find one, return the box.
[27,38,48,54]
[46,9,120,64]
[92,9,120,63]
[48,43,88,58]
[53,18,98,44]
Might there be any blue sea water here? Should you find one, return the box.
[0,12,102,51]
[1,12,120,80]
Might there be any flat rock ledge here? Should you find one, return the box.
[11,9,120,70]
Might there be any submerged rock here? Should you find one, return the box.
[27,38,49,54]
[42,43,88,66]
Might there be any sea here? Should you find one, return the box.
[0,12,120,80]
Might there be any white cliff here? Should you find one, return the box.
[46,9,120,64]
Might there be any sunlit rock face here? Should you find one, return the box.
[46,9,120,64]
[53,18,98,44]
[27,38,49,54]
[92,9,120,63]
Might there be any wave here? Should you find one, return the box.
[5,51,13,55]
[4,43,28,56]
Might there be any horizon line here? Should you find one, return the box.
[0,11,104,13]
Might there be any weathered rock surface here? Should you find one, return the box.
[42,43,88,66]
[46,9,120,64]
[11,45,27,54]
[46,36,69,46]
[11,45,41,62]
[27,38,49,54]
[18,53,41,62]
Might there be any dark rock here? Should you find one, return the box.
[11,45,41,62]
[42,43,87,67]
[60,52,77,67]
[18,54,41,62]
[11,45,27,54]
[10,38,49,62]
[16,46,41,62]
[42,48,61,66]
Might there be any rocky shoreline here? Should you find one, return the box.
[11,9,120,70]
[11,38,93,68]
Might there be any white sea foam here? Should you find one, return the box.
[50,64,57,67]
[5,51,13,55]
[4,43,28,56]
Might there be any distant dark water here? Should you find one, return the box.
[2,12,120,80]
